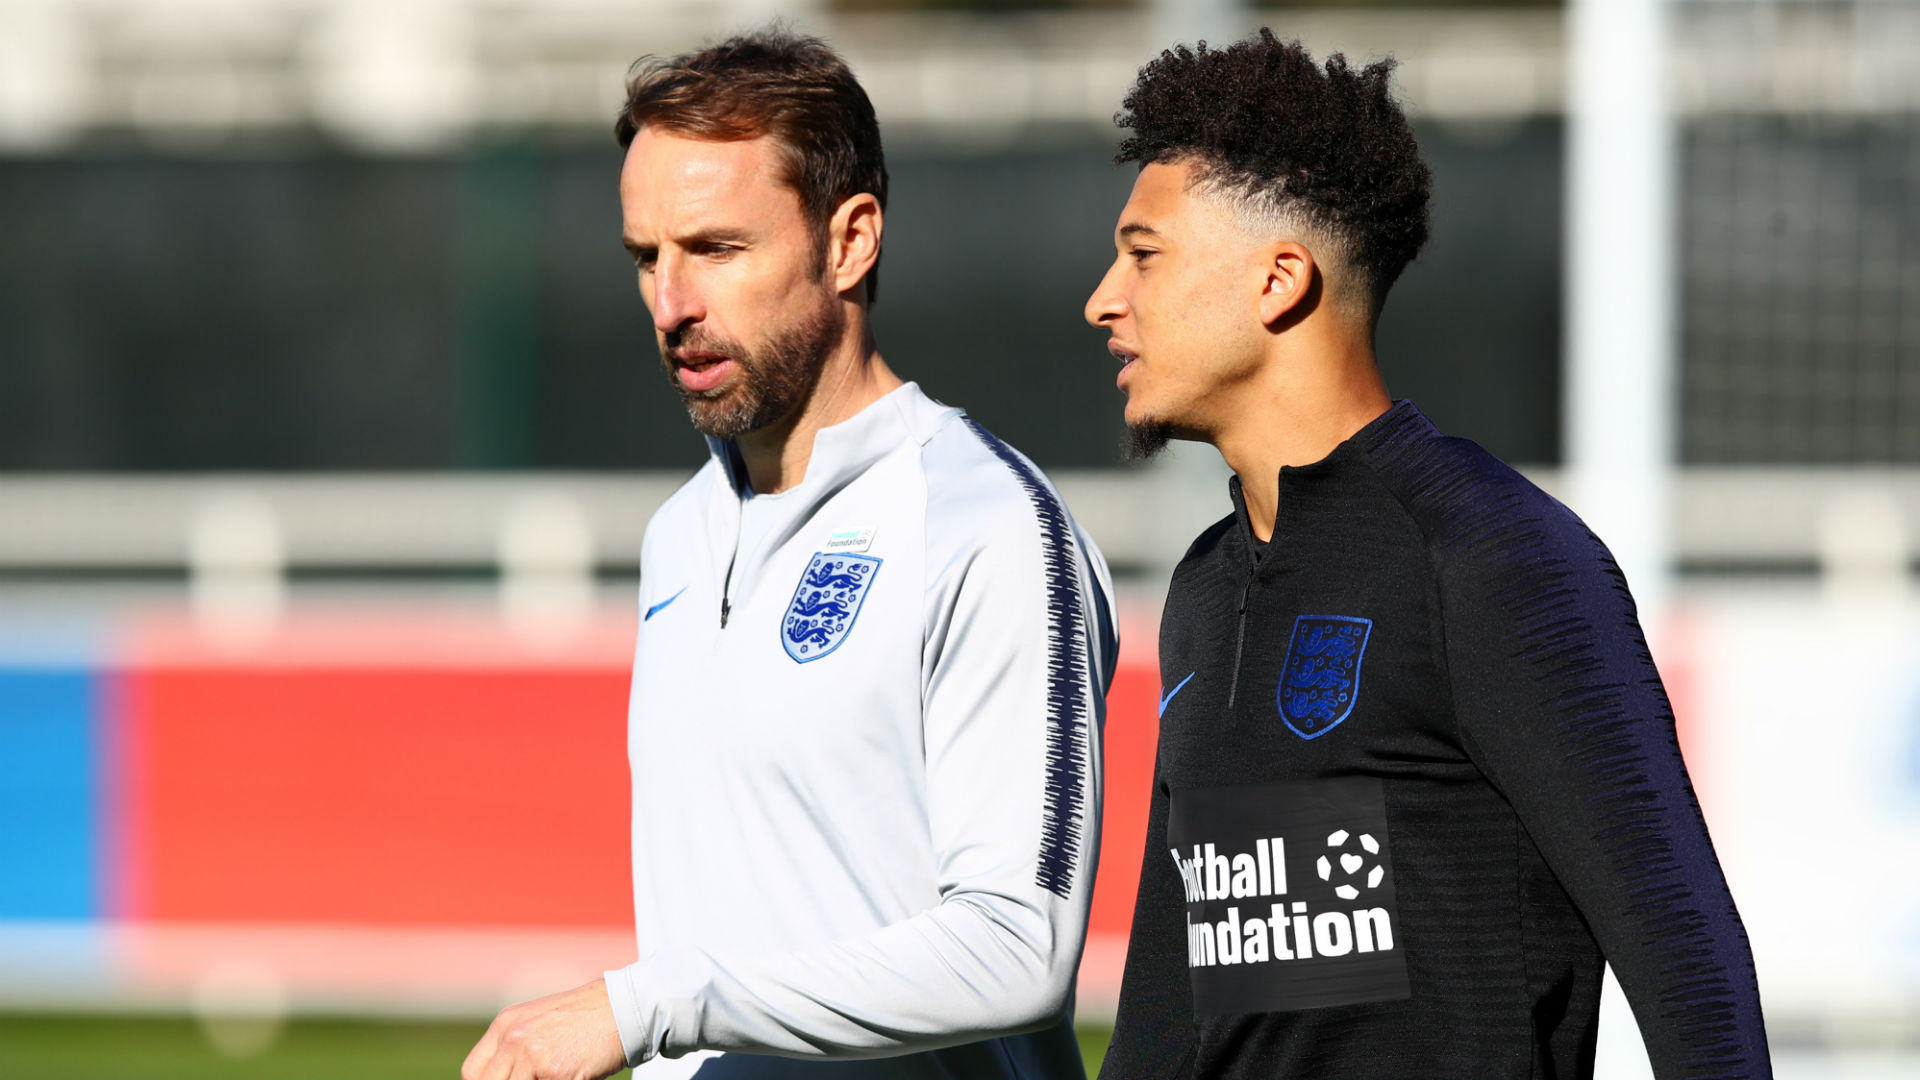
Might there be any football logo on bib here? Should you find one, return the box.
[1168,775,1410,1016]
[782,553,881,663]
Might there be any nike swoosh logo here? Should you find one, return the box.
[1159,671,1196,717]
[644,587,688,621]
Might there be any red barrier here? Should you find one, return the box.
[113,610,1163,945]
[119,615,636,927]
[1089,662,1158,941]
[124,665,634,926]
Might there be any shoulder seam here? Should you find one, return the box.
[893,389,964,448]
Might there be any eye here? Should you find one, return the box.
[1128,248,1157,268]
[632,248,657,273]
[693,242,741,261]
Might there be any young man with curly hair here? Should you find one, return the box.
[461,29,1116,1080]
[1085,32,1769,1079]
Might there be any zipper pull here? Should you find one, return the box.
[721,596,731,628]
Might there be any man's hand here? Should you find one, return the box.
[462,978,628,1080]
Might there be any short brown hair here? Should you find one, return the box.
[617,29,889,304]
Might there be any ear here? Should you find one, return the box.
[827,192,883,299]
[1257,242,1316,329]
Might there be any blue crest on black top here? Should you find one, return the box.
[1278,615,1373,739]
[782,552,881,663]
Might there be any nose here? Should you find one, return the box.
[648,257,703,335]
[1084,259,1127,329]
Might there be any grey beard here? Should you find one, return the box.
[1123,420,1174,463]
[664,302,842,440]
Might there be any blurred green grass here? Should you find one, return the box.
[0,1014,1112,1078]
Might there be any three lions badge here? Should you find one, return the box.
[782,553,882,663]
[1277,615,1373,740]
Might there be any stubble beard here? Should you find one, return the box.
[663,300,843,440]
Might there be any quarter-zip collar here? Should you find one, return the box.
[1224,399,1424,582]
[1227,474,1259,569]
[706,381,945,509]
[700,382,959,629]
[1217,400,1424,704]
[1224,475,1259,709]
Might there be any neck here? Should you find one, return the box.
[1212,331,1391,542]
[736,313,901,495]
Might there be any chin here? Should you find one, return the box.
[1123,395,1168,430]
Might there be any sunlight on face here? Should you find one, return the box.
[619,129,841,437]
[1084,161,1272,443]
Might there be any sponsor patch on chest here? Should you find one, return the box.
[1167,775,1410,1016]
[781,552,882,663]
[823,525,876,554]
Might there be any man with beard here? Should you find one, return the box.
[461,29,1117,1080]
[1084,32,1769,1079]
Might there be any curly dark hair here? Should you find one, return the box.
[1115,30,1431,313]
[617,29,889,303]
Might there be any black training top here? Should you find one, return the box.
[1100,402,1769,1080]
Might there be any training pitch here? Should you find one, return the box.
[0,1014,1114,1078]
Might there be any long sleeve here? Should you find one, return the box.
[1437,498,1771,1078]
[604,455,1115,1066]
[1099,758,1195,1079]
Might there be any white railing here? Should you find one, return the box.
[1,467,1914,576]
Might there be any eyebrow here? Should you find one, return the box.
[1118,222,1164,241]
[623,226,754,256]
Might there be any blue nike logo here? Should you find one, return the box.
[1159,671,1196,717]
[644,587,688,621]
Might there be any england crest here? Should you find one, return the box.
[782,552,882,663]
[1277,615,1373,740]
